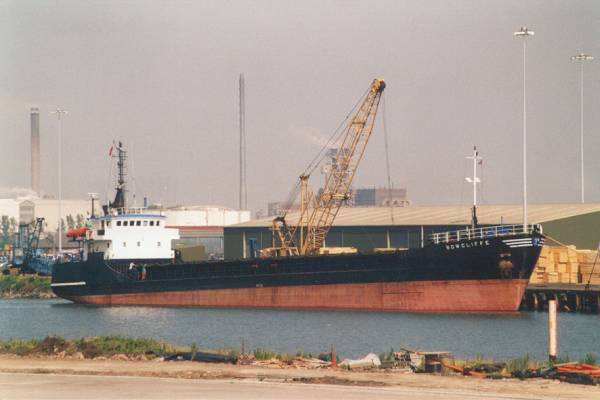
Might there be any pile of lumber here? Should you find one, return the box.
[578,249,600,285]
[530,246,598,285]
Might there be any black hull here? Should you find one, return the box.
[51,232,544,312]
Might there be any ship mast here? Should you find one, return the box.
[109,141,127,212]
[465,146,482,229]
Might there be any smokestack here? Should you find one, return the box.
[30,107,40,196]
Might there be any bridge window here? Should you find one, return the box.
[137,242,141,247]
[136,221,141,226]
[123,221,128,226]
[150,221,154,226]
[143,221,148,226]
[117,221,122,226]
[157,242,161,247]
[123,242,127,247]
[156,221,160,226]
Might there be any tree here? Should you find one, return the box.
[55,218,66,237]
[76,214,85,228]
[8,217,16,236]
[66,215,75,230]
[1,215,9,245]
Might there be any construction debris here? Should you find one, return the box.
[251,357,329,369]
[164,352,238,364]
[339,353,381,370]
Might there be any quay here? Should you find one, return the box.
[523,284,600,313]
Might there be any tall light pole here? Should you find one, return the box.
[571,53,593,203]
[514,27,534,232]
[51,109,68,256]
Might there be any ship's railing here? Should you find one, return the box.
[112,207,164,216]
[428,224,541,245]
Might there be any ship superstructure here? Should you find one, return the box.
[68,142,179,265]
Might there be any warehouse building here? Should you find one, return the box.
[166,205,251,259]
[224,203,600,260]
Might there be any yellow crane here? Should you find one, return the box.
[265,78,386,257]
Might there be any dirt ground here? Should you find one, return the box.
[0,355,599,399]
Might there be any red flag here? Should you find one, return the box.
[108,145,114,157]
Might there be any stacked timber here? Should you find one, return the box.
[579,250,600,285]
[530,246,597,285]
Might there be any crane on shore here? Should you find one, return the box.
[264,78,386,257]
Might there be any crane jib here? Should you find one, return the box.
[265,79,386,258]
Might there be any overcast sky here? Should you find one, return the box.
[2,0,600,213]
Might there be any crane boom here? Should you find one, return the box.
[301,78,385,254]
[266,79,385,257]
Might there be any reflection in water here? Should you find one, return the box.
[0,299,598,360]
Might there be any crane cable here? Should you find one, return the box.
[382,93,395,224]
[281,85,371,218]
[302,86,371,178]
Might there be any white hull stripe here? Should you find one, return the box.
[503,238,544,248]
[51,281,86,287]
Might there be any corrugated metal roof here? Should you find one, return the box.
[231,203,600,228]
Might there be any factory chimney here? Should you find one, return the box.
[30,107,41,196]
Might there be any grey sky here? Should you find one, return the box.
[2,0,600,213]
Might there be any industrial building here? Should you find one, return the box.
[266,187,409,217]
[166,205,250,258]
[224,203,600,260]
[353,187,410,207]
[0,198,91,229]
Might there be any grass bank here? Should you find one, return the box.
[0,336,183,359]
[0,274,55,299]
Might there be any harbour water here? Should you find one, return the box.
[1,299,599,361]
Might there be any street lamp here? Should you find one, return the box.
[514,27,534,232]
[51,108,68,256]
[88,193,98,219]
[570,53,593,203]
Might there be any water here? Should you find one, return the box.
[1,299,599,360]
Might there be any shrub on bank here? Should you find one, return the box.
[0,335,180,358]
[76,336,175,355]
[0,274,54,298]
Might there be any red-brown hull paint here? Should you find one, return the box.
[66,279,529,312]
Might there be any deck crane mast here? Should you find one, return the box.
[268,78,386,256]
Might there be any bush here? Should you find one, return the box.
[582,353,597,365]
[35,336,69,354]
[77,341,102,359]
[0,274,53,297]
[80,336,169,355]
[505,354,530,373]
[379,347,395,362]
[252,348,296,361]
[253,348,278,360]
[0,338,40,354]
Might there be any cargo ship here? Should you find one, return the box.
[51,80,545,312]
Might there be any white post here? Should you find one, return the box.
[51,109,68,256]
[571,53,593,203]
[522,38,527,232]
[580,61,584,203]
[548,299,557,361]
[514,27,534,233]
